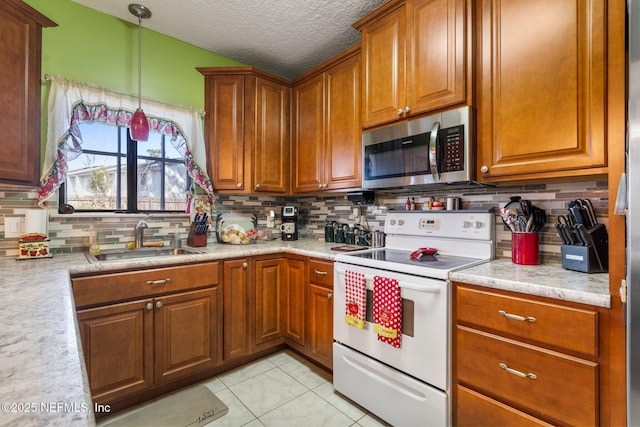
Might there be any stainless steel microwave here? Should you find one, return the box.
[362,106,475,189]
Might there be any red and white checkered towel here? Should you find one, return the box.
[373,275,402,348]
[344,270,366,329]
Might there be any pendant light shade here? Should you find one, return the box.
[128,4,151,141]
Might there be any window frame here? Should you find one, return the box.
[59,125,191,214]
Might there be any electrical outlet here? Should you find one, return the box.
[266,210,275,228]
[4,217,24,238]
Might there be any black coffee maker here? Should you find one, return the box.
[281,206,298,241]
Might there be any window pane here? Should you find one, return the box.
[137,157,161,211]
[140,132,163,159]
[78,123,122,153]
[165,138,182,160]
[165,162,188,211]
[67,153,121,210]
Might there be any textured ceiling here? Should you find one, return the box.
[71,0,387,79]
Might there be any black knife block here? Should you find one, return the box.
[187,223,207,247]
[561,224,608,273]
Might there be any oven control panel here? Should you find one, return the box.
[385,211,494,240]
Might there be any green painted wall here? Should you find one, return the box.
[25,0,243,109]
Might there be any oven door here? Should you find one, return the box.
[333,262,449,390]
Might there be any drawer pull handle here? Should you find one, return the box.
[147,278,171,285]
[314,270,328,275]
[498,310,536,323]
[499,363,537,380]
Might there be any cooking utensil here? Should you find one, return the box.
[500,208,517,232]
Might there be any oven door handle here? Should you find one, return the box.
[363,277,441,294]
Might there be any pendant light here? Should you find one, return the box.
[128,4,152,141]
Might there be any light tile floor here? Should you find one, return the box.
[98,350,388,427]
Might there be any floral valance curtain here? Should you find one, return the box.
[38,76,214,211]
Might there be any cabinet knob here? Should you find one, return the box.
[397,108,404,116]
[404,106,410,113]
[236,183,242,188]
[480,165,489,173]
[155,301,163,309]
[255,184,261,190]
[318,183,323,189]
[146,302,153,310]
[242,262,248,268]
[327,292,332,299]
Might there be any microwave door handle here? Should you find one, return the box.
[428,121,441,182]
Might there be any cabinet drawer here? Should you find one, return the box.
[457,326,598,427]
[73,262,219,308]
[456,385,553,427]
[309,259,333,288]
[456,285,598,356]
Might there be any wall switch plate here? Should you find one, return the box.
[266,210,275,228]
[5,217,24,238]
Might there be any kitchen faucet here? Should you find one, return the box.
[135,215,153,248]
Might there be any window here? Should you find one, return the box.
[61,123,190,212]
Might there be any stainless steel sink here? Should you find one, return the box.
[86,247,204,263]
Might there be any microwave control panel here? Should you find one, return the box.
[441,125,464,172]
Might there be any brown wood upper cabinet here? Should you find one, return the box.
[354,0,470,129]
[197,67,290,194]
[476,0,607,182]
[0,1,56,186]
[292,47,362,193]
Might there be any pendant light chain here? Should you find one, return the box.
[128,4,151,141]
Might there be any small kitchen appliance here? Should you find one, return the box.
[362,106,475,190]
[333,210,495,426]
[281,206,298,241]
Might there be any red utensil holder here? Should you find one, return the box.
[512,232,539,265]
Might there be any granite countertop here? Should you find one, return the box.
[450,258,611,308]
[0,239,611,426]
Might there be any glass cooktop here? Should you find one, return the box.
[344,248,481,271]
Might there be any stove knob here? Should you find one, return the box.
[398,219,405,226]
[389,219,396,226]
[463,221,472,228]
[475,221,484,229]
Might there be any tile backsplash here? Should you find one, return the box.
[0,179,609,264]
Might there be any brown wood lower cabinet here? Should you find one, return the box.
[454,282,600,427]
[305,259,334,369]
[76,299,153,403]
[73,262,221,406]
[223,258,251,361]
[76,286,220,405]
[73,255,335,414]
[254,257,286,350]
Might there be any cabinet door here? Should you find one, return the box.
[204,75,246,191]
[254,258,285,346]
[406,0,467,115]
[77,299,154,404]
[292,75,325,193]
[306,283,334,369]
[154,288,221,384]
[325,54,362,190]
[477,0,606,181]
[284,258,306,346]
[360,5,406,128]
[0,3,54,185]
[253,77,289,193]
[223,259,251,360]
